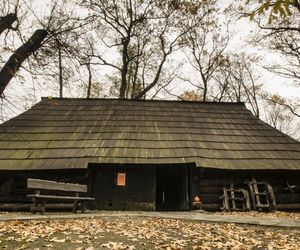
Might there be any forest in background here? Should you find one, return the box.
[0,0,299,139]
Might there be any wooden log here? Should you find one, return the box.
[275,194,300,204]
[199,179,245,187]
[0,203,74,211]
[276,203,300,211]
[199,194,222,204]
[199,186,223,194]
[27,194,94,200]
[201,203,221,211]
[27,179,87,193]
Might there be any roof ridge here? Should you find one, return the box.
[41,97,245,106]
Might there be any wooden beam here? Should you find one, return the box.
[27,194,94,200]
[27,178,87,193]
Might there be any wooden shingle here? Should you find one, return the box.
[0,98,299,170]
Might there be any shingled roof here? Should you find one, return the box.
[0,97,299,170]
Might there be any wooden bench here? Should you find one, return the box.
[27,178,94,214]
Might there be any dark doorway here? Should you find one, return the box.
[155,166,189,211]
[90,164,156,211]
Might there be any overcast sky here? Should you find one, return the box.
[0,1,299,132]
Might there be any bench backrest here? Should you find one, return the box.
[27,178,87,193]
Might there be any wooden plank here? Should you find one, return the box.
[275,194,300,204]
[252,179,262,208]
[222,188,229,211]
[201,203,221,211]
[199,194,221,203]
[199,187,224,194]
[27,178,87,193]
[230,182,236,210]
[277,203,300,210]
[27,194,94,200]
[199,179,246,187]
[0,203,75,211]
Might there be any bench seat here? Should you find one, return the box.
[27,194,95,201]
[27,178,94,214]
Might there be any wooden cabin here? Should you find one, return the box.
[0,98,299,211]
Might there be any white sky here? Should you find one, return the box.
[0,0,299,129]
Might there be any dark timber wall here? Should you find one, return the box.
[0,165,299,211]
[89,163,190,211]
[0,169,89,206]
[191,167,300,211]
[90,164,156,211]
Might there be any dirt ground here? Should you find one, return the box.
[0,216,299,250]
[213,210,300,221]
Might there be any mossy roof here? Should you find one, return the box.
[0,97,299,170]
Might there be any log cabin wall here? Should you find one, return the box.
[251,170,300,210]
[191,167,300,211]
[0,166,300,211]
[0,169,89,204]
[0,163,190,211]
[90,164,156,211]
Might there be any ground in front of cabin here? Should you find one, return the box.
[0,214,299,250]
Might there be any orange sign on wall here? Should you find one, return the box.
[117,172,126,186]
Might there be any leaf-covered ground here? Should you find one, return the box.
[214,211,300,221]
[0,216,299,249]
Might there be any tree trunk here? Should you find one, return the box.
[58,43,63,98]
[0,29,48,96]
[134,55,167,99]
[119,61,128,99]
[86,63,92,98]
[0,13,17,36]
[199,69,207,102]
[119,38,130,99]
[203,80,207,102]
[131,58,139,99]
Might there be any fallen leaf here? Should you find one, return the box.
[50,237,65,243]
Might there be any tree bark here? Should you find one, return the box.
[86,63,92,98]
[0,13,17,36]
[134,53,167,99]
[119,38,130,99]
[0,29,48,96]
[58,43,63,98]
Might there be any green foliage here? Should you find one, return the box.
[247,0,297,22]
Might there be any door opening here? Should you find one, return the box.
[155,166,189,211]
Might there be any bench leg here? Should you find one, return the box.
[72,200,78,213]
[30,199,36,214]
[41,200,46,214]
[30,199,46,214]
[81,201,87,213]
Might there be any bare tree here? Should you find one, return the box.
[0,13,18,36]
[0,29,48,96]
[0,0,93,98]
[80,0,214,99]
[0,0,19,36]
[214,54,262,117]
[260,93,300,139]
[184,13,229,102]
[179,53,262,117]
[237,1,300,120]
[0,1,48,96]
